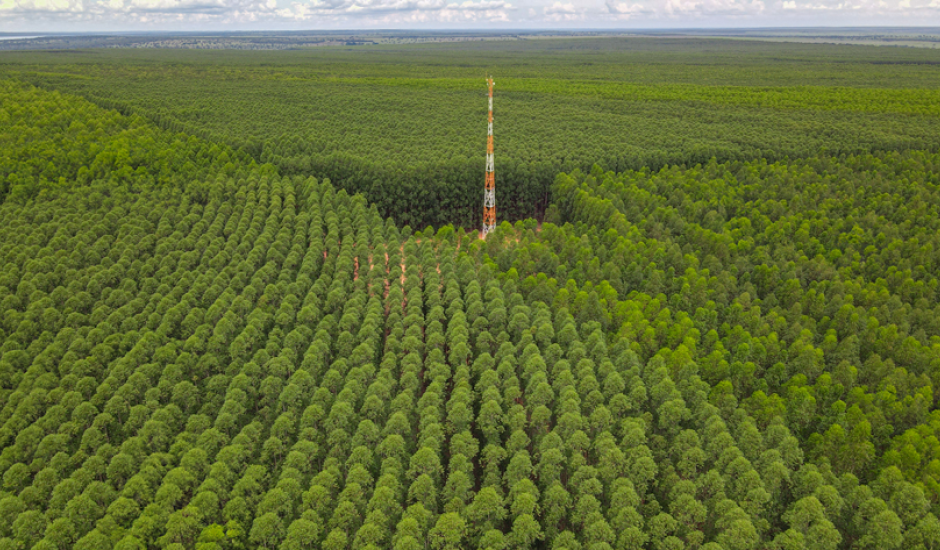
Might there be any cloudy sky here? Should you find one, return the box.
[1,0,938,32]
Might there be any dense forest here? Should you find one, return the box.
[1,36,940,550]
[4,38,940,226]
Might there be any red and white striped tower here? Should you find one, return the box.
[482,76,496,237]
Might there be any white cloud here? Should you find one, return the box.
[0,0,517,23]
[268,0,512,22]
[267,0,512,21]
[659,0,765,17]
[770,0,940,12]
[273,0,511,20]
[124,0,230,13]
[606,0,648,16]
[1,0,83,12]
[541,0,585,20]
[2,0,940,28]
[543,0,574,12]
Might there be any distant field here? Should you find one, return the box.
[740,37,940,48]
[3,37,940,227]
[634,27,940,48]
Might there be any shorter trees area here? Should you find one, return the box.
[6,37,940,227]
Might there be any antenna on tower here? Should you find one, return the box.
[482,75,496,238]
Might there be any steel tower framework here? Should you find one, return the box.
[482,76,496,237]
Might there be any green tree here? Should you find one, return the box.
[428,512,466,550]
[466,486,507,536]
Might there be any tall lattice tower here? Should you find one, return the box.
[482,76,496,237]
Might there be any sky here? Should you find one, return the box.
[1,0,939,33]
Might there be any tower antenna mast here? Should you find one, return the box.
[482,76,496,237]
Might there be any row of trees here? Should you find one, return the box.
[0,80,264,205]
[3,54,940,550]
[524,150,940,497]
[0,162,912,550]
[4,157,938,549]
[12,40,940,227]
